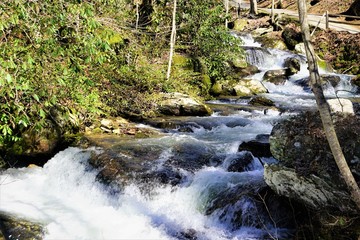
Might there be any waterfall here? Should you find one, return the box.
[244,47,272,67]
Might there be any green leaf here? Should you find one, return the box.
[5,74,12,83]
[33,94,40,102]
[39,109,46,118]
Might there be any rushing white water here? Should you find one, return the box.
[0,158,279,239]
[0,108,290,239]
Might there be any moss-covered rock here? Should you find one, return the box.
[255,32,288,50]
[232,19,248,31]
[172,54,193,70]
[0,212,45,240]
[281,24,302,50]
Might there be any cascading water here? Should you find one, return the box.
[1,34,358,240]
[239,33,359,110]
[0,111,294,239]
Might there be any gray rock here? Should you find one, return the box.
[295,74,341,91]
[263,69,288,85]
[264,164,356,213]
[157,92,212,116]
[283,57,301,75]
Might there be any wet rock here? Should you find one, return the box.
[157,92,212,116]
[269,112,360,183]
[203,176,297,231]
[227,151,254,172]
[141,166,184,186]
[295,74,341,90]
[3,120,61,168]
[255,32,288,50]
[264,164,357,213]
[283,57,301,75]
[87,137,166,187]
[229,62,260,78]
[168,142,217,172]
[249,96,275,107]
[0,212,45,240]
[238,134,272,158]
[263,69,288,85]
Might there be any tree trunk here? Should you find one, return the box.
[297,0,360,210]
[225,0,229,28]
[166,0,177,80]
[250,0,258,15]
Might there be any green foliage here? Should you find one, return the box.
[177,1,244,80]
[0,0,117,145]
[0,0,245,146]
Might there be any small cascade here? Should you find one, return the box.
[244,47,273,67]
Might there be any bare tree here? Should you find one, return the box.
[250,0,258,15]
[166,0,177,80]
[297,0,360,210]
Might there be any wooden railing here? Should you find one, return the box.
[311,12,360,35]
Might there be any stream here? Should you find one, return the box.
[0,35,358,239]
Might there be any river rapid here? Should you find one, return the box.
[0,35,358,239]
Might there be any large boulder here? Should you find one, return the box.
[233,79,268,96]
[281,24,302,50]
[269,112,360,183]
[210,79,267,97]
[86,133,221,188]
[249,96,275,107]
[3,120,61,168]
[264,164,357,213]
[232,18,248,31]
[266,112,360,236]
[157,92,212,116]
